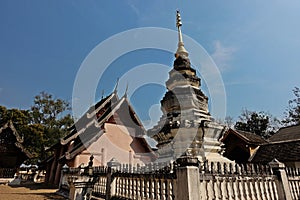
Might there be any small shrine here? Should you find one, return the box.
[0,121,32,177]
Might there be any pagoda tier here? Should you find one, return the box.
[148,55,212,155]
[161,55,210,117]
[166,56,200,90]
[148,11,231,163]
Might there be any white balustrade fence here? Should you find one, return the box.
[286,167,300,199]
[61,158,300,200]
[199,162,278,200]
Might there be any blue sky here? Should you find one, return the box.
[0,0,299,125]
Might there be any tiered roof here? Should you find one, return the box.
[148,11,211,148]
[57,91,153,162]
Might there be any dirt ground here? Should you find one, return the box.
[0,182,67,200]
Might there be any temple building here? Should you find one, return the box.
[249,124,300,167]
[44,91,154,186]
[0,121,32,179]
[221,128,267,163]
[221,125,300,167]
[45,10,233,186]
[148,11,230,163]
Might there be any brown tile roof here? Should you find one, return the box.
[268,124,300,142]
[249,124,300,163]
[249,139,300,163]
[222,129,267,145]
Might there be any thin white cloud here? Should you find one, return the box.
[127,0,140,16]
[225,79,267,87]
[211,40,236,72]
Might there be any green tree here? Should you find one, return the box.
[20,124,45,159]
[0,106,7,126]
[31,91,71,127]
[283,87,300,125]
[234,109,279,138]
[0,105,31,128]
[0,106,41,161]
[30,92,73,157]
[0,92,73,162]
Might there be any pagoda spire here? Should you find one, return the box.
[175,10,189,58]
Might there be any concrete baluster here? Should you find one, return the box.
[160,179,166,200]
[136,178,140,198]
[221,177,228,200]
[255,178,263,200]
[228,177,235,200]
[270,179,279,200]
[201,177,208,200]
[250,178,257,200]
[259,177,266,199]
[165,179,171,200]
[215,177,222,200]
[265,178,273,200]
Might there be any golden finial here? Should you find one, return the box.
[175,10,189,58]
[176,10,182,28]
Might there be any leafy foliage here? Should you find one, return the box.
[0,106,31,128]
[31,92,71,127]
[283,87,300,125]
[234,109,280,138]
[20,124,45,159]
[0,92,73,163]
[31,92,73,144]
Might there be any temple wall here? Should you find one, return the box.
[73,123,150,166]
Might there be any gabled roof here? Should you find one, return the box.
[58,93,153,161]
[222,128,267,145]
[97,96,146,134]
[249,124,300,163]
[0,121,33,159]
[60,92,118,145]
[268,124,300,143]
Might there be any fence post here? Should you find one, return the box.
[68,155,96,200]
[106,158,121,200]
[174,157,201,200]
[269,159,292,200]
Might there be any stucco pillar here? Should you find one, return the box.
[48,150,58,184]
[106,158,121,199]
[54,163,62,185]
[174,157,201,200]
[269,159,292,200]
[68,176,92,200]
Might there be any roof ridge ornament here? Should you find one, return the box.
[101,89,105,99]
[124,82,129,98]
[113,77,119,94]
[175,10,189,58]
